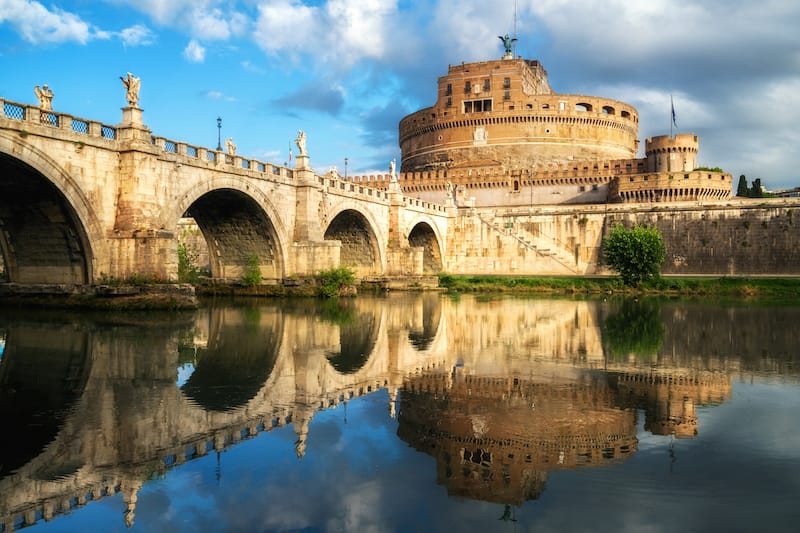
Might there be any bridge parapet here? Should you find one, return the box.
[150,134,295,181]
[1,97,118,141]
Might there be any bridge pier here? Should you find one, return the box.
[290,154,340,276]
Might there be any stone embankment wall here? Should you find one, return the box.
[446,199,800,276]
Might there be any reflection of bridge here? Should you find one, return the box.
[2,296,796,529]
[0,98,449,285]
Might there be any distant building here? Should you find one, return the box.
[385,46,732,206]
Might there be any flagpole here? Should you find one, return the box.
[670,95,674,138]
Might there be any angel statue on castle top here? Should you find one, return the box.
[499,34,517,56]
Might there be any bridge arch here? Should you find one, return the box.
[0,134,103,284]
[407,216,445,274]
[173,178,290,281]
[324,204,385,276]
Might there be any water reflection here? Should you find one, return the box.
[181,305,281,411]
[0,296,798,531]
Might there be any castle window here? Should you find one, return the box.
[446,83,452,95]
[575,102,592,112]
[592,184,599,191]
[559,101,566,111]
[483,79,491,91]
[621,110,631,118]
[602,106,615,115]
[542,103,550,109]
[446,97,452,107]
[465,81,471,93]
[503,77,511,89]
[504,91,510,100]
[463,99,493,113]
[513,180,519,191]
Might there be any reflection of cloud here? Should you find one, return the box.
[176,362,195,387]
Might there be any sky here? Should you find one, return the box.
[1,0,799,190]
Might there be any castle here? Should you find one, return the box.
[368,43,732,207]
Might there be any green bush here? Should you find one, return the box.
[240,254,262,287]
[603,223,666,287]
[316,267,355,298]
[178,243,202,283]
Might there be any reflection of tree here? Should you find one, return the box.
[318,298,356,326]
[603,298,665,361]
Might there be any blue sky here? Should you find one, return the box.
[1,0,799,189]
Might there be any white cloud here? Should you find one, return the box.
[184,39,206,62]
[206,90,236,102]
[252,0,397,67]
[109,0,250,41]
[119,24,156,46]
[0,0,96,44]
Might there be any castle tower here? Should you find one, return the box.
[398,47,639,172]
[645,134,699,173]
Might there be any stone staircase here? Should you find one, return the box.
[476,214,584,274]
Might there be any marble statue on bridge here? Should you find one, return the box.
[119,72,141,107]
[295,130,307,157]
[33,84,53,110]
[225,137,237,155]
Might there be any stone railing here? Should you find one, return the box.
[148,134,294,179]
[1,97,117,140]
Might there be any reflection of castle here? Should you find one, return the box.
[398,362,733,504]
[372,44,732,206]
[398,368,638,504]
[612,370,732,438]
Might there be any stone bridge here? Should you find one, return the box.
[0,98,450,285]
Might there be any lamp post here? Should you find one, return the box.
[344,157,349,180]
[216,117,222,151]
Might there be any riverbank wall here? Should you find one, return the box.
[447,198,800,276]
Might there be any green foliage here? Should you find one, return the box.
[603,223,666,287]
[96,272,164,285]
[736,174,770,198]
[240,254,262,287]
[177,243,202,283]
[694,166,725,173]
[737,175,749,197]
[316,267,356,298]
[603,298,664,361]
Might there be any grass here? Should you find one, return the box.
[437,273,800,299]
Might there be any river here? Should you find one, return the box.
[0,294,798,532]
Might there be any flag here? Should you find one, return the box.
[671,95,677,128]
[289,147,293,162]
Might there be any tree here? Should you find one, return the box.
[737,175,749,197]
[603,223,666,286]
[750,178,763,197]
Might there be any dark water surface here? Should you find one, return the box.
[0,295,799,532]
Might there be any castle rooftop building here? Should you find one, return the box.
[356,42,733,207]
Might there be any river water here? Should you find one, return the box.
[0,294,798,532]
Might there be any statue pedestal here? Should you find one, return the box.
[294,154,309,170]
[120,106,144,126]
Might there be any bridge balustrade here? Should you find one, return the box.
[1,97,117,140]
